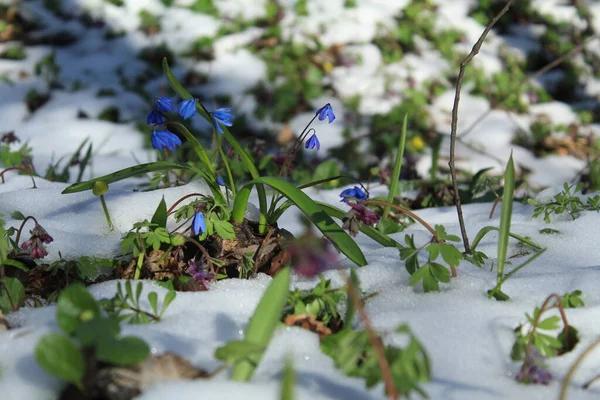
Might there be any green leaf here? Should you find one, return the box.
[151,197,168,229]
[35,334,85,388]
[10,211,25,220]
[439,243,462,266]
[408,265,429,287]
[96,336,150,366]
[426,243,440,261]
[537,316,560,331]
[160,291,177,317]
[74,317,120,346]
[56,284,100,334]
[234,178,367,267]
[214,340,266,364]
[148,292,158,315]
[213,220,236,240]
[471,225,543,252]
[231,267,290,381]
[62,162,194,194]
[0,277,25,312]
[429,263,451,283]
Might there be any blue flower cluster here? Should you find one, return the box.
[303,103,336,152]
[339,186,368,202]
[146,96,235,152]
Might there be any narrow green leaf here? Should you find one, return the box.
[160,291,177,317]
[231,267,290,381]
[151,197,168,229]
[380,114,407,222]
[96,336,150,366]
[471,226,543,252]
[280,355,295,400]
[538,316,561,331]
[497,153,515,283]
[35,334,85,388]
[148,292,158,315]
[62,162,195,194]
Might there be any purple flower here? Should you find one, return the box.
[305,134,320,150]
[516,358,552,385]
[155,97,174,113]
[343,203,380,237]
[316,103,335,123]
[286,234,340,278]
[178,98,197,119]
[211,107,234,134]
[146,110,165,125]
[192,210,206,236]
[339,186,368,202]
[22,223,53,260]
[188,261,215,290]
[151,130,182,152]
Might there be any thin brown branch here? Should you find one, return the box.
[449,0,518,253]
[339,270,397,400]
[361,199,437,239]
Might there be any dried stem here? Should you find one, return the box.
[448,0,517,253]
[14,215,39,249]
[339,269,397,400]
[559,338,600,400]
[361,199,437,238]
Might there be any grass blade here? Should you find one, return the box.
[381,114,408,223]
[497,153,515,283]
[62,162,196,194]
[232,267,290,381]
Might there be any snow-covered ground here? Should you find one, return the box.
[0,0,599,399]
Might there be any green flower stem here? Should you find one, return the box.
[133,253,144,280]
[162,58,267,232]
[213,130,236,200]
[99,194,114,231]
[381,114,407,223]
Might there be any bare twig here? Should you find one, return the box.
[449,0,518,253]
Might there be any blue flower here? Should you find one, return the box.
[146,110,165,125]
[339,186,368,202]
[192,210,206,236]
[305,134,320,150]
[216,176,225,186]
[211,107,234,134]
[151,130,182,152]
[316,103,335,124]
[178,98,197,119]
[155,97,174,113]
